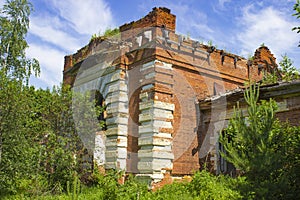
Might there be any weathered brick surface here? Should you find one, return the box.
[276,109,300,126]
[253,46,276,68]
[120,7,176,40]
[199,81,300,174]
[63,7,283,180]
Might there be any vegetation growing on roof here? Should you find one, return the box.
[262,54,299,84]
[90,27,120,42]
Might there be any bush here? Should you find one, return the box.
[188,171,244,200]
[2,169,249,200]
[143,170,246,200]
[220,84,300,199]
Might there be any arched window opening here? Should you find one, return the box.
[218,130,236,176]
[94,90,107,131]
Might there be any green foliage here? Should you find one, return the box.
[261,70,279,84]
[148,181,192,200]
[262,55,299,84]
[0,85,72,195]
[143,171,245,200]
[260,42,265,47]
[206,40,218,49]
[293,0,300,46]
[0,82,107,197]
[279,54,299,81]
[0,0,40,82]
[1,0,299,199]
[0,0,41,194]
[103,28,120,37]
[2,170,250,200]
[220,84,300,199]
[28,86,80,193]
[72,90,104,151]
[220,84,277,172]
[0,0,105,198]
[91,169,121,199]
[117,174,148,200]
[187,171,243,200]
[67,169,148,200]
[0,73,37,195]
[66,175,81,200]
[90,28,120,41]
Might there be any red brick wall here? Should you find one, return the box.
[120,7,176,34]
[276,109,300,126]
[62,7,280,177]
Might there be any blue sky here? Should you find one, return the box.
[1,0,299,88]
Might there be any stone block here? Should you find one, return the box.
[105,148,127,159]
[153,101,175,111]
[140,61,155,71]
[104,80,128,95]
[106,116,128,126]
[145,72,156,79]
[105,161,116,169]
[139,124,159,134]
[139,100,175,111]
[105,91,128,104]
[138,159,173,172]
[106,102,128,114]
[138,136,172,146]
[105,125,128,136]
[105,136,127,148]
[138,149,174,159]
[155,60,172,70]
[153,120,172,129]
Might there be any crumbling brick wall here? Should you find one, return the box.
[63,7,277,181]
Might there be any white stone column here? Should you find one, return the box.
[137,60,175,182]
[102,69,129,170]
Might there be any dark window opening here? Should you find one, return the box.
[218,130,236,176]
[94,90,107,131]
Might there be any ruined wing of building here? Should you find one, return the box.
[63,7,299,185]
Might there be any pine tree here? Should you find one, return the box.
[220,84,300,199]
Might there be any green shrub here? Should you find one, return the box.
[3,170,251,200]
[142,170,245,200]
[117,175,148,200]
[147,181,192,200]
[188,171,243,200]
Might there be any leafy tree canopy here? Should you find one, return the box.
[293,0,300,46]
[0,0,39,82]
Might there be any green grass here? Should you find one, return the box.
[1,171,248,200]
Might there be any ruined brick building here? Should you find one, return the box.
[63,7,300,183]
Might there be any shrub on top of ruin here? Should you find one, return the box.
[90,27,120,42]
[262,54,299,84]
[279,54,299,81]
[103,28,120,37]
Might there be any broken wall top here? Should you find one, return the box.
[63,7,277,86]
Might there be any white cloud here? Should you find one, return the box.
[212,0,232,14]
[237,6,299,60]
[29,16,82,52]
[26,0,115,88]
[169,3,214,41]
[26,43,65,87]
[218,0,231,9]
[50,0,114,35]
[0,0,4,8]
